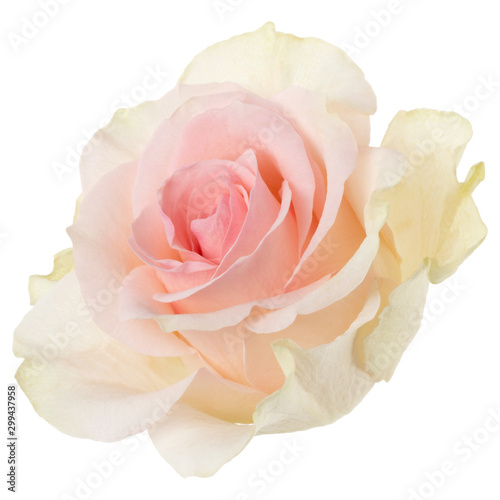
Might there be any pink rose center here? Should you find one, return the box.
[158,159,251,265]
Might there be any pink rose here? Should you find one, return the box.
[14,23,486,477]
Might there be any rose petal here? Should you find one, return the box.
[270,87,360,289]
[157,158,249,263]
[28,248,74,305]
[15,272,265,449]
[380,109,487,283]
[179,367,265,424]
[215,150,281,275]
[180,23,376,115]
[131,278,321,333]
[128,201,218,294]
[252,284,380,434]
[344,146,407,231]
[118,265,172,318]
[68,162,192,356]
[132,90,250,218]
[120,181,297,318]
[356,263,429,382]
[80,90,182,195]
[14,272,196,441]
[243,275,374,394]
[151,181,297,311]
[148,139,406,335]
[129,202,181,266]
[158,159,243,257]
[149,403,255,478]
[179,325,249,387]
[81,83,255,213]
[138,96,316,250]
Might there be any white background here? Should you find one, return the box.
[1,0,499,499]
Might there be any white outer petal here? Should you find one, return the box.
[180,23,376,114]
[253,285,380,434]
[149,403,255,478]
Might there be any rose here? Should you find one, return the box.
[13,23,486,477]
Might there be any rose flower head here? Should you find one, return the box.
[14,23,486,477]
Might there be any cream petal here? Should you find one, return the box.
[356,263,429,382]
[179,368,266,425]
[252,285,380,434]
[149,403,255,478]
[16,271,266,450]
[180,23,376,115]
[14,272,198,441]
[327,101,371,146]
[380,109,487,283]
[28,248,74,305]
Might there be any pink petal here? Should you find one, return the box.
[285,198,366,291]
[178,324,249,387]
[158,158,249,260]
[129,201,180,267]
[269,87,359,291]
[132,90,251,218]
[190,195,231,261]
[68,162,192,356]
[151,181,298,312]
[215,150,281,276]
[243,276,374,394]
[133,93,317,251]
[128,204,218,294]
